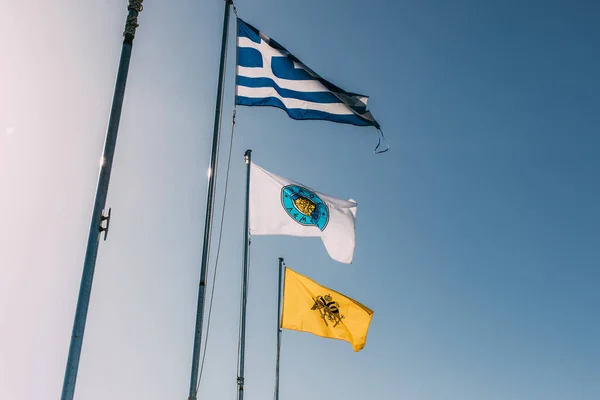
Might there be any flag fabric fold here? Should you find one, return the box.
[249,162,357,264]
[281,268,373,352]
[236,18,380,128]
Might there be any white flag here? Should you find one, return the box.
[249,162,357,264]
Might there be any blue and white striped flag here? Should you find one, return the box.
[236,18,382,132]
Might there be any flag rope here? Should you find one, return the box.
[194,106,237,396]
[188,1,232,397]
[194,4,238,389]
[195,1,237,388]
[374,128,390,154]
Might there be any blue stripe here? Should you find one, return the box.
[238,47,263,68]
[237,76,343,104]
[236,96,375,127]
[238,19,261,43]
[270,57,314,81]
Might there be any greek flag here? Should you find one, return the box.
[236,18,380,129]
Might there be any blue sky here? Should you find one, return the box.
[1,0,599,399]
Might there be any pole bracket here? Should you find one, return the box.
[99,208,112,241]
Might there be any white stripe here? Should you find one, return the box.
[237,86,355,115]
[238,65,327,92]
[237,37,368,105]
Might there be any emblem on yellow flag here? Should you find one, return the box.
[281,268,373,352]
[311,294,344,327]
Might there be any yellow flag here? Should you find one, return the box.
[281,268,373,352]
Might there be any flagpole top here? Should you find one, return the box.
[244,149,252,163]
[127,0,143,12]
[123,0,144,43]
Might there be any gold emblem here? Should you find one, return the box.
[294,196,316,216]
[311,295,344,327]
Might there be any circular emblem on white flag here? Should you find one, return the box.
[281,185,329,231]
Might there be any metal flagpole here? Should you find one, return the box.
[237,149,252,400]
[61,2,143,399]
[188,1,232,399]
[274,257,285,400]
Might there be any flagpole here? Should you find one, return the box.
[60,2,143,399]
[274,257,285,400]
[188,1,232,399]
[237,149,252,400]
